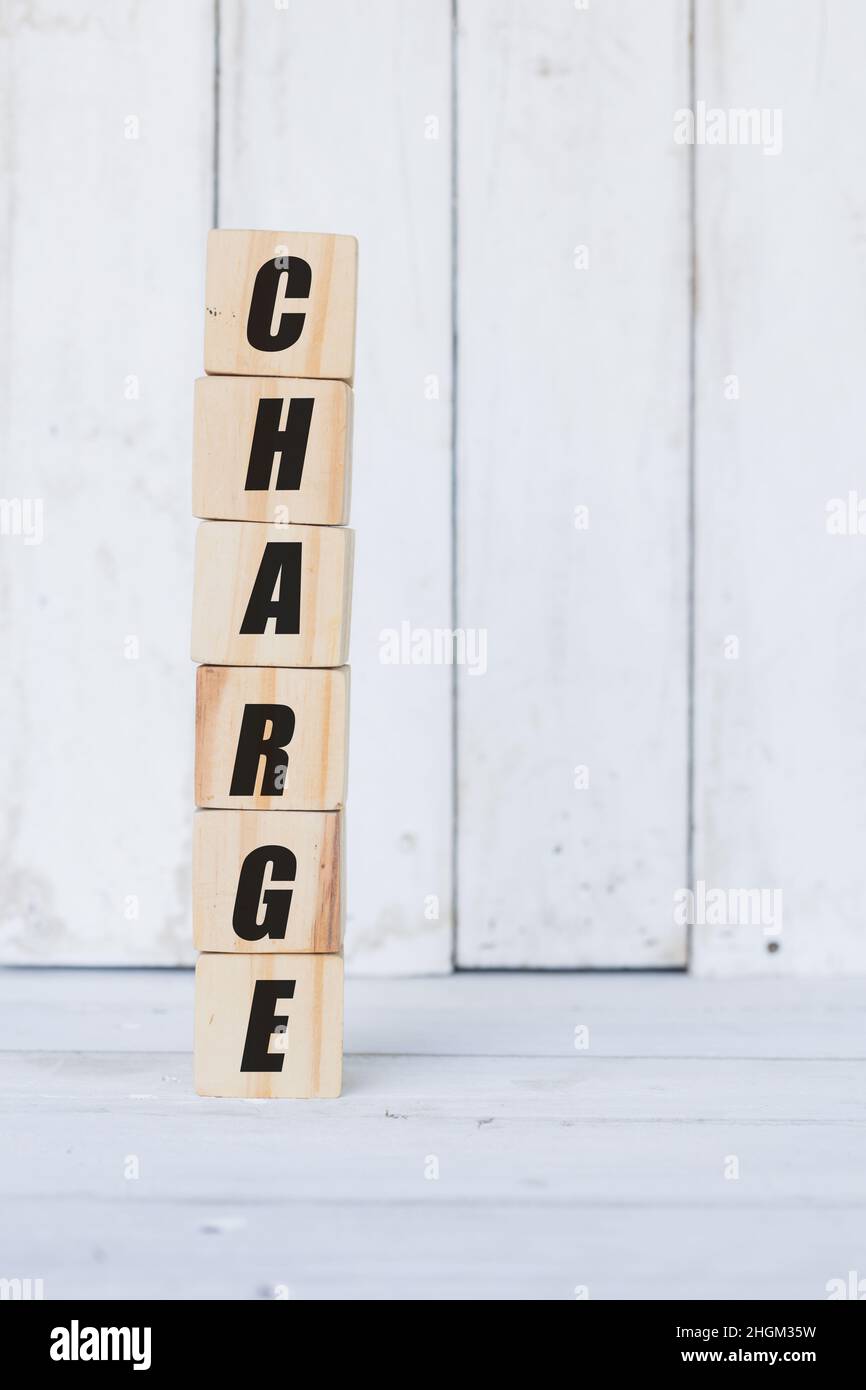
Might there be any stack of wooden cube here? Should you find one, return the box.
[191,229,357,1099]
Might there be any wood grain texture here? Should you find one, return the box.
[192,810,343,954]
[204,229,358,381]
[194,952,343,1098]
[456,0,691,966]
[692,0,866,976]
[0,0,213,965]
[193,376,352,525]
[191,521,354,667]
[218,0,453,974]
[195,665,349,811]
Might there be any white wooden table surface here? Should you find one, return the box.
[1,969,864,1301]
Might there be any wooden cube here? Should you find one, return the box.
[204,229,357,381]
[193,809,343,954]
[192,376,352,526]
[191,521,354,668]
[194,952,343,1098]
[195,665,349,811]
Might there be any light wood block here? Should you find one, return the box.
[191,521,354,668]
[204,229,357,381]
[193,376,352,525]
[195,665,349,811]
[194,952,343,1098]
[193,810,343,954]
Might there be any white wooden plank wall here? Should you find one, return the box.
[0,0,213,964]
[2,1,865,975]
[692,0,866,975]
[455,0,691,966]
[217,0,454,975]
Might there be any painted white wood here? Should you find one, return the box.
[1,971,864,1299]
[7,1096,866,1205]
[217,1,453,975]
[3,1049,863,1123]
[4,2,863,980]
[455,1,691,967]
[2,1200,860,1300]
[4,968,866,1058]
[692,1,866,976]
[0,1,213,964]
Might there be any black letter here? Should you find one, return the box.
[232,845,297,941]
[246,256,311,352]
[245,397,315,492]
[241,979,296,1072]
[229,704,295,796]
[239,542,302,635]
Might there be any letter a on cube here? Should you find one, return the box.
[191,521,354,668]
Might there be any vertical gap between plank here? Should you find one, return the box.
[212,0,221,228]
[449,0,460,972]
[686,0,697,968]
